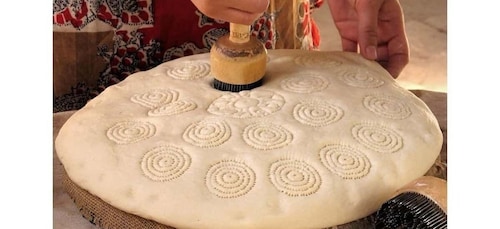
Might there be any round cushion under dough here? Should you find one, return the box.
[55,50,443,229]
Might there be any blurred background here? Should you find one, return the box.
[313,0,447,92]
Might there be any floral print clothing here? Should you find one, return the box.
[53,0,324,112]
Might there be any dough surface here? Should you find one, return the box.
[55,50,442,229]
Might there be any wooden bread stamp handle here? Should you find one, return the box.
[229,23,251,43]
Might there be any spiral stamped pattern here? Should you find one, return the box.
[131,89,179,109]
[319,144,371,179]
[183,119,231,148]
[293,101,344,127]
[141,145,191,182]
[352,123,403,153]
[107,121,156,144]
[339,70,385,88]
[269,159,321,197]
[206,160,256,198]
[207,90,285,118]
[294,54,342,68]
[148,99,197,116]
[363,94,412,119]
[243,122,293,150]
[164,61,211,80]
[280,73,329,93]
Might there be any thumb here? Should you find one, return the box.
[353,0,384,60]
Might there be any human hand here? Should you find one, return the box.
[327,0,409,78]
[191,0,269,25]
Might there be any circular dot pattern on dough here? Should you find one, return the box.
[131,89,179,109]
[280,73,329,93]
[319,144,371,179]
[363,94,412,119]
[243,122,293,150]
[293,101,344,127]
[207,90,285,118]
[165,61,211,80]
[183,119,231,148]
[148,100,197,116]
[141,145,191,182]
[106,121,156,144]
[206,160,256,198]
[294,53,342,68]
[352,123,403,153]
[339,70,384,88]
[269,159,321,197]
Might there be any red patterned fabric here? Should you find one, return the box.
[53,0,153,29]
[53,0,324,112]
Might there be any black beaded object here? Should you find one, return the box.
[213,78,263,92]
[375,192,447,229]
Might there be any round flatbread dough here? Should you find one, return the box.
[55,50,442,229]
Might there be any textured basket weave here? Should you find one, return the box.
[62,169,175,229]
